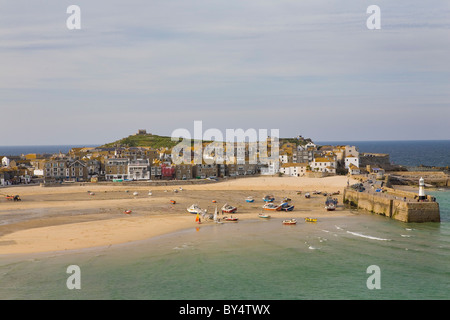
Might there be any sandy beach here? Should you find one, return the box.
[0,176,357,255]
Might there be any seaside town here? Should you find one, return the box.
[0,130,399,186]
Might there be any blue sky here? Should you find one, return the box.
[0,0,449,145]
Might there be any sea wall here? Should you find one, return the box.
[343,188,440,223]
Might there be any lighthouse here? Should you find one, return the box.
[418,177,426,201]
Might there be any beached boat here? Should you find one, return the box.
[258,213,271,219]
[245,197,254,203]
[222,203,237,213]
[325,196,337,211]
[304,192,310,198]
[133,192,139,196]
[223,215,238,221]
[283,197,292,202]
[262,195,275,202]
[262,203,282,211]
[124,210,132,214]
[213,207,223,224]
[280,202,295,211]
[187,204,203,214]
[170,200,176,204]
[282,219,297,225]
[5,195,21,201]
[305,217,317,222]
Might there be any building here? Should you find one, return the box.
[344,154,359,169]
[310,157,336,174]
[280,162,308,177]
[175,164,195,180]
[105,158,129,181]
[194,163,218,179]
[260,160,280,175]
[128,159,150,180]
[348,163,361,175]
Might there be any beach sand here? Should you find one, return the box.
[0,176,357,254]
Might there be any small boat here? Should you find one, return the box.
[124,210,132,214]
[223,216,238,222]
[296,190,302,195]
[325,196,337,211]
[283,197,292,202]
[282,219,297,225]
[262,195,275,202]
[305,217,317,222]
[245,197,254,203]
[222,203,237,213]
[148,191,152,196]
[212,200,217,203]
[89,192,95,196]
[187,204,203,214]
[133,192,139,196]
[304,192,310,198]
[170,200,176,204]
[280,202,295,211]
[258,213,271,219]
[263,203,282,211]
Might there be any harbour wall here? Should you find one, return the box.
[343,188,440,223]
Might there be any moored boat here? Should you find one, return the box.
[262,195,275,202]
[258,213,271,219]
[245,197,254,203]
[280,202,294,211]
[305,217,317,222]
[325,196,337,211]
[282,219,297,225]
[262,203,282,211]
[222,203,237,213]
[187,204,202,214]
[223,216,238,221]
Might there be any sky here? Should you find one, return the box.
[0,0,449,145]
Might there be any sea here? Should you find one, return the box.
[0,141,449,302]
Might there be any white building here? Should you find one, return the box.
[348,163,361,175]
[344,154,359,169]
[310,157,337,174]
[128,159,150,180]
[260,160,280,175]
[280,162,308,177]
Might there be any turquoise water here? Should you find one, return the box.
[1,190,449,300]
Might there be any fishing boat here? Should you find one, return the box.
[262,195,275,202]
[258,213,271,219]
[304,192,310,199]
[187,204,203,214]
[280,202,295,211]
[262,203,282,211]
[223,216,238,222]
[245,196,254,203]
[222,203,237,213]
[325,196,337,211]
[305,217,317,222]
[282,219,297,225]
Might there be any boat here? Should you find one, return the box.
[283,197,292,202]
[305,217,317,222]
[282,219,297,225]
[124,210,132,214]
[212,200,217,203]
[187,204,203,214]
[258,213,271,219]
[245,196,254,203]
[325,196,337,211]
[222,203,237,213]
[133,192,139,196]
[280,202,295,211]
[5,195,21,201]
[223,216,238,222]
[170,200,176,204]
[262,195,275,202]
[304,192,310,198]
[262,203,282,211]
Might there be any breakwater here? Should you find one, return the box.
[343,187,440,223]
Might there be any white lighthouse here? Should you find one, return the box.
[418,177,426,201]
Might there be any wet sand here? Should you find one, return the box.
[0,176,357,254]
